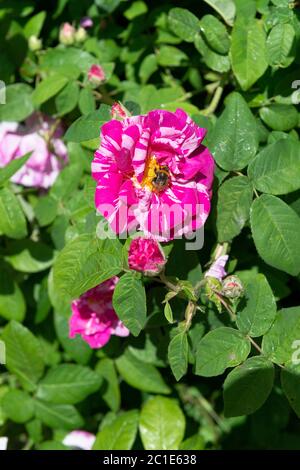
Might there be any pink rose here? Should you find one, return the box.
[0,114,68,189]
[128,237,166,275]
[69,277,129,349]
[59,22,76,45]
[92,109,214,241]
[88,64,106,86]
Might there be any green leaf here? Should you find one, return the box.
[96,358,120,412]
[124,1,148,20]
[267,23,295,68]
[281,365,300,417]
[64,105,111,142]
[195,34,230,73]
[139,54,158,84]
[0,266,25,322]
[34,195,58,227]
[37,364,102,404]
[203,0,236,26]
[199,14,230,54]
[34,400,83,430]
[5,240,54,273]
[223,356,275,417]
[50,163,83,202]
[2,389,34,423]
[196,327,251,377]
[250,195,300,276]
[179,434,205,450]
[248,139,300,195]
[216,176,253,242]
[53,234,123,299]
[23,11,46,38]
[262,307,300,365]
[93,410,139,450]
[0,186,27,239]
[0,152,31,186]
[236,274,277,337]
[168,332,189,381]
[32,74,68,105]
[230,18,268,90]
[210,93,258,171]
[55,81,79,116]
[78,87,96,115]
[115,349,170,394]
[164,301,174,323]
[112,273,146,336]
[0,84,34,122]
[1,321,44,391]
[168,8,200,42]
[139,396,185,450]
[259,105,298,131]
[157,46,188,67]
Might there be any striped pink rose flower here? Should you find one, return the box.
[69,278,129,349]
[92,109,214,241]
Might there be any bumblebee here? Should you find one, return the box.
[152,165,170,192]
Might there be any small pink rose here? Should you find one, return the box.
[59,22,76,45]
[69,277,129,349]
[88,64,106,86]
[128,237,166,276]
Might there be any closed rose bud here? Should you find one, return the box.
[111,102,129,120]
[59,22,76,45]
[80,16,93,29]
[88,64,106,86]
[28,35,42,52]
[75,26,87,43]
[128,237,166,276]
[222,275,244,299]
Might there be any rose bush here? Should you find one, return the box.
[1,0,300,452]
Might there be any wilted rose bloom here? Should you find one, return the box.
[59,22,76,45]
[111,101,128,120]
[69,277,129,349]
[92,109,214,241]
[128,237,166,275]
[88,64,106,86]
[205,255,229,281]
[63,431,96,450]
[80,16,93,29]
[0,114,68,189]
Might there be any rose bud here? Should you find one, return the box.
[59,22,76,45]
[222,275,244,299]
[75,26,87,43]
[88,64,106,86]
[128,237,166,276]
[80,17,93,29]
[110,102,129,120]
[28,35,42,52]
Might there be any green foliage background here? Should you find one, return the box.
[1,0,300,450]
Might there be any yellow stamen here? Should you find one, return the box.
[141,155,160,191]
